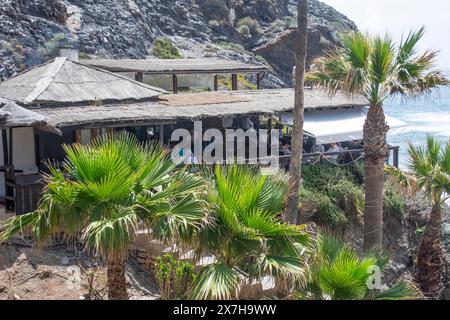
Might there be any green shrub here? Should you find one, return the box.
[38,33,66,60]
[300,188,348,227]
[151,37,182,59]
[237,25,250,36]
[302,164,358,192]
[216,40,246,53]
[384,182,405,216]
[217,74,256,90]
[236,17,261,35]
[154,254,196,300]
[78,52,91,60]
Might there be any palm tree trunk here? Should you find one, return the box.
[415,206,444,299]
[286,0,308,225]
[363,104,389,250]
[107,258,129,300]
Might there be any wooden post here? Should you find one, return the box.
[172,74,178,94]
[2,129,8,165]
[256,73,261,90]
[8,128,13,164]
[268,117,273,148]
[393,146,399,168]
[214,75,218,91]
[135,72,144,82]
[159,124,164,143]
[75,130,82,144]
[90,128,98,141]
[231,74,238,91]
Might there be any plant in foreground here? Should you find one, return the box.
[190,165,310,300]
[154,254,196,300]
[296,233,418,300]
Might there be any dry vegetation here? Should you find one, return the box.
[0,239,159,300]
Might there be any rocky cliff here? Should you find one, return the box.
[0,0,357,86]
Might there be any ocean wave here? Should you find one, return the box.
[401,112,450,124]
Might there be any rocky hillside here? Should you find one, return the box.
[0,0,357,86]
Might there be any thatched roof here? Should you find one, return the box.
[253,28,297,53]
[0,58,167,106]
[32,89,367,129]
[0,99,61,134]
[81,58,269,75]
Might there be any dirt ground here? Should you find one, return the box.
[0,238,160,300]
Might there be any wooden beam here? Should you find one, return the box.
[74,130,82,144]
[135,72,144,82]
[172,74,178,94]
[268,117,273,147]
[393,146,399,168]
[159,124,164,143]
[256,73,261,90]
[34,131,40,167]
[90,128,99,141]
[231,74,238,91]
[214,75,218,91]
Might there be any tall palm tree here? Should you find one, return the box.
[307,27,448,250]
[0,133,204,300]
[190,165,309,300]
[298,232,418,300]
[386,136,450,298]
[287,0,309,225]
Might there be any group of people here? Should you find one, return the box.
[280,136,365,166]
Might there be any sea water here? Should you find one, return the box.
[385,84,450,169]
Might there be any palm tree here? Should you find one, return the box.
[307,27,449,250]
[386,136,450,298]
[0,133,204,300]
[298,232,418,300]
[286,0,309,225]
[190,165,309,300]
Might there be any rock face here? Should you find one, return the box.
[0,0,357,86]
[254,1,357,83]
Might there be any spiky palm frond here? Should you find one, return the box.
[403,136,450,207]
[304,233,418,300]
[374,281,420,300]
[192,165,310,299]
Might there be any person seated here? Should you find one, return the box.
[281,142,292,156]
[327,142,342,162]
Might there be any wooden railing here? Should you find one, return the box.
[251,145,400,169]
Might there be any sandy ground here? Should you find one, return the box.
[0,239,160,300]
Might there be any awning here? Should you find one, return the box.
[279,107,408,145]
